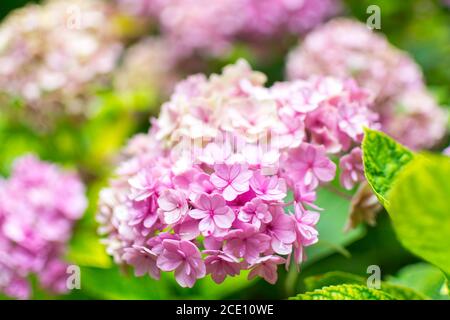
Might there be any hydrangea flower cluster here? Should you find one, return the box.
[0,155,86,299]
[0,0,123,118]
[97,60,377,287]
[118,0,339,56]
[286,18,448,150]
[113,37,179,97]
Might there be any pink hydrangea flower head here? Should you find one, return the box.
[97,60,376,286]
[286,18,447,150]
[157,239,206,288]
[0,0,123,128]
[0,155,86,299]
[138,0,339,57]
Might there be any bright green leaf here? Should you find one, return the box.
[196,271,255,299]
[362,128,414,207]
[290,284,394,300]
[79,266,171,299]
[304,271,426,300]
[388,154,450,275]
[304,188,365,266]
[387,263,449,300]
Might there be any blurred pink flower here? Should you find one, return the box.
[339,147,364,190]
[0,155,86,299]
[287,18,447,150]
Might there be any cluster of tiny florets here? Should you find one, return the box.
[97,60,377,287]
[286,18,447,150]
[0,156,86,299]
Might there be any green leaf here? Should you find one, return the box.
[290,284,394,300]
[362,128,414,207]
[79,266,171,300]
[388,154,450,276]
[387,263,449,300]
[196,271,255,299]
[304,188,365,266]
[304,271,426,300]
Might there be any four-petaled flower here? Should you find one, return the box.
[189,193,235,236]
[238,198,271,228]
[210,164,253,201]
[123,245,160,280]
[157,189,189,224]
[157,239,206,288]
[250,171,287,202]
[285,143,336,188]
[248,255,286,285]
[204,250,242,284]
[224,224,271,264]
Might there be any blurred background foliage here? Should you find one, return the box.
[0,0,449,300]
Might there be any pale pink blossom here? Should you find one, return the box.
[238,198,272,228]
[157,189,189,224]
[123,246,160,280]
[292,204,320,247]
[224,225,271,264]
[339,147,364,190]
[293,182,321,211]
[189,193,235,236]
[248,255,285,285]
[444,147,450,156]
[250,171,287,202]
[284,143,336,188]
[210,164,253,201]
[157,239,206,288]
[204,250,241,284]
[264,208,296,255]
[287,18,447,150]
